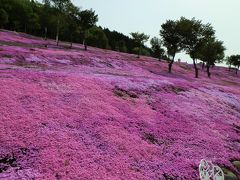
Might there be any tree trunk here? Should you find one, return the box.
[202,62,205,70]
[193,59,199,78]
[56,19,60,46]
[168,60,173,73]
[207,64,211,78]
[82,39,87,51]
[44,27,47,40]
[137,46,141,58]
[168,55,175,73]
[70,34,73,48]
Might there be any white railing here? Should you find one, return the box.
[199,159,224,180]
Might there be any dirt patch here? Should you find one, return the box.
[163,85,187,94]
[114,87,138,99]
[0,147,39,174]
[0,154,17,173]
[143,133,159,145]
[1,54,12,58]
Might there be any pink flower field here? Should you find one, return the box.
[0,30,239,179]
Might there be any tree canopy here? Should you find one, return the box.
[177,17,215,78]
[0,0,142,53]
[0,8,9,28]
[86,26,109,49]
[130,32,150,58]
[150,37,165,60]
[0,0,236,78]
[226,55,240,74]
[160,20,182,73]
[198,38,225,77]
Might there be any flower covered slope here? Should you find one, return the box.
[0,30,239,180]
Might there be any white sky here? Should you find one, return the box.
[72,0,239,62]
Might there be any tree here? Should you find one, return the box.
[160,20,182,73]
[150,37,165,60]
[103,28,137,53]
[0,9,8,28]
[226,55,240,74]
[130,32,149,58]
[0,0,100,48]
[1,0,33,32]
[198,38,225,78]
[118,40,127,52]
[233,55,240,74]
[85,26,109,49]
[226,56,235,71]
[79,9,98,50]
[178,17,215,78]
[65,2,81,48]
[28,12,40,33]
[39,0,51,39]
[132,47,150,56]
[42,0,51,6]
[49,0,71,46]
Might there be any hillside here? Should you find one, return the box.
[0,30,239,179]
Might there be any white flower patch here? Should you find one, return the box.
[25,55,43,63]
[0,58,15,63]
[199,87,240,111]
[57,59,71,64]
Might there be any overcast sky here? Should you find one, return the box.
[72,0,239,62]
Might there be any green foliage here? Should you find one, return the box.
[160,19,183,73]
[226,55,240,73]
[159,17,224,77]
[226,56,235,66]
[130,32,149,58]
[50,0,71,12]
[130,32,149,46]
[64,2,81,45]
[132,47,139,55]
[78,9,98,49]
[198,37,225,77]
[103,28,139,53]
[160,20,182,60]
[0,0,141,52]
[132,47,150,56]
[198,38,225,65]
[150,37,165,59]
[178,17,201,59]
[0,0,229,71]
[0,0,32,31]
[0,9,8,28]
[177,17,216,77]
[79,9,98,31]
[28,13,40,32]
[232,55,240,67]
[86,27,109,49]
[116,40,127,52]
